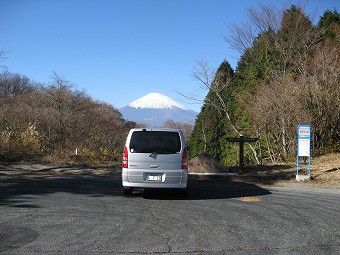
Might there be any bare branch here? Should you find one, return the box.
[246,2,282,32]
[225,23,256,53]
[225,2,284,54]
[192,59,216,90]
[0,49,9,61]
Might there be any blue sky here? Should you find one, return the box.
[1,0,338,112]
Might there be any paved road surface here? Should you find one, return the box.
[1,174,340,255]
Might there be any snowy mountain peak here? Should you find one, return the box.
[120,92,197,127]
[128,93,188,110]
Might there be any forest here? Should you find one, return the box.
[188,5,339,165]
[0,4,339,165]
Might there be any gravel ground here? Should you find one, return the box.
[0,152,339,186]
[0,162,121,176]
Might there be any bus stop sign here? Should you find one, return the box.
[296,124,311,180]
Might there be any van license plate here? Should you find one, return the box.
[147,174,162,181]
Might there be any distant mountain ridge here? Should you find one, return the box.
[119,93,197,127]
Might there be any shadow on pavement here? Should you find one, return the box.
[137,176,271,200]
[0,174,271,206]
[0,175,122,207]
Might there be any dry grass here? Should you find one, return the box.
[310,153,340,184]
[234,153,340,185]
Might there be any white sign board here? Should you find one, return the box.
[298,138,310,156]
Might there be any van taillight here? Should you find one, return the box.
[122,146,128,168]
[182,147,188,170]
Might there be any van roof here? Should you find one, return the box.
[130,128,182,132]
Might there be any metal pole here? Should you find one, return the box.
[239,135,244,170]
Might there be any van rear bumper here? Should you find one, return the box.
[122,181,187,189]
[122,168,188,189]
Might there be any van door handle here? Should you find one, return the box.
[150,165,159,169]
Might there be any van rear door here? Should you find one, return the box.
[127,130,183,183]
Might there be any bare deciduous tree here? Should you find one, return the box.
[0,71,34,97]
[249,42,339,161]
[225,2,283,54]
[163,120,193,142]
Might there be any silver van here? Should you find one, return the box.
[122,128,188,195]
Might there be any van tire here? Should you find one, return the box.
[123,187,133,196]
[179,188,188,197]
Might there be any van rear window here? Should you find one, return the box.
[130,131,181,154]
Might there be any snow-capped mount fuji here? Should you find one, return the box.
[119,93,197,127]
[128,93,189,110]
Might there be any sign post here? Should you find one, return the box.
[296,124,311,181]
[227,135,258,170]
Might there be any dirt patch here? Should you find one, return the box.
[240,197,262,202]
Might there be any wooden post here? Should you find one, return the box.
[239,135,244,170]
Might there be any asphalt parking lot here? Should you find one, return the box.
[1,172,340,255]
